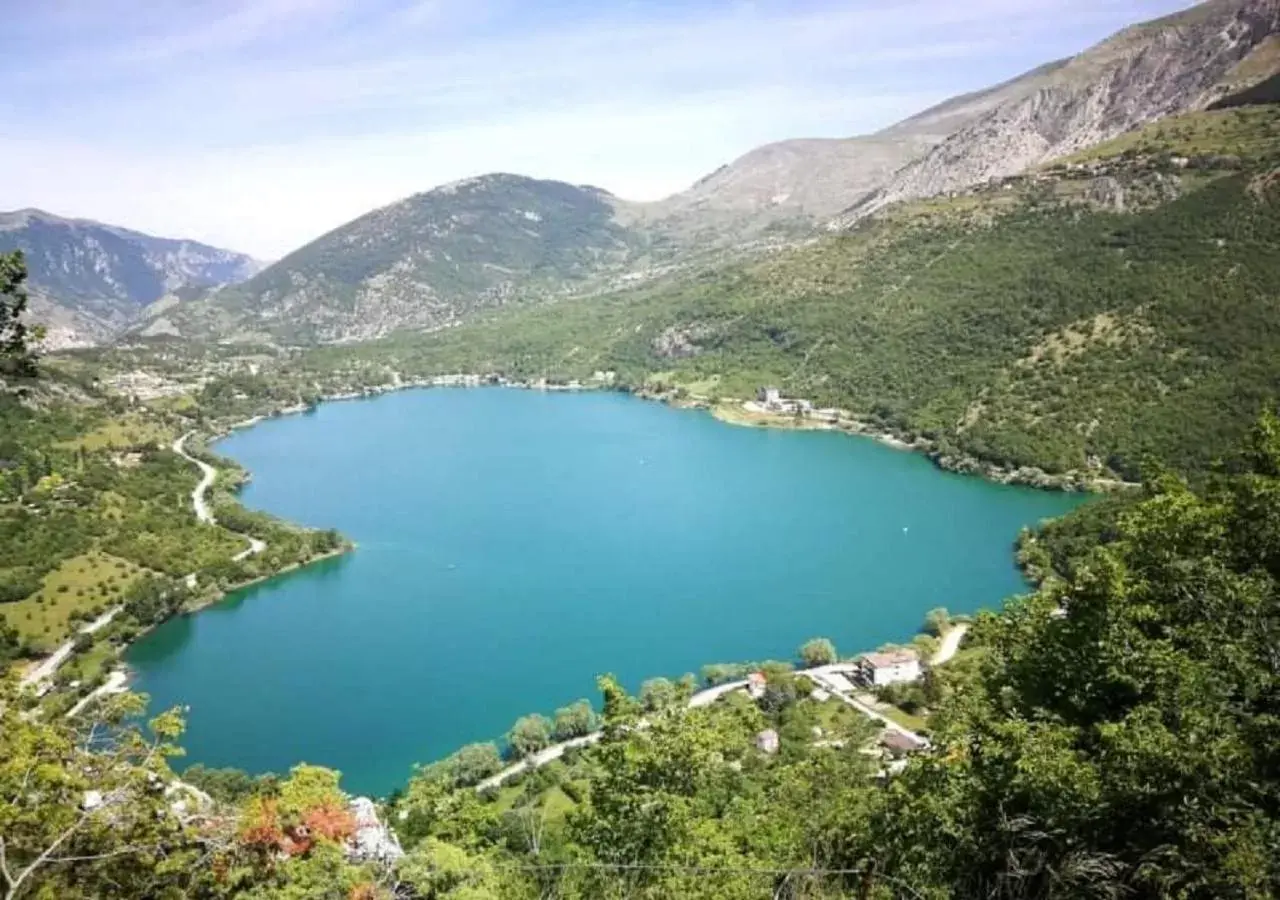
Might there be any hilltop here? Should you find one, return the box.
[836,0,1280,222]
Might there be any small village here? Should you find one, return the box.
[479,630,964,794]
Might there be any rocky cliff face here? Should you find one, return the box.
[633,60,1069,243]
[0,209,262,347]
[833,0,1280,225]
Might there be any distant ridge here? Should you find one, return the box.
[832,0,1280,225]
[0,208,262,348]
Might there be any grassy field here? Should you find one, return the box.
[807,695,870,736]
[490,777,580,823]
[1,551,145,650]
[877,703,929,734]
[58,413,175,452]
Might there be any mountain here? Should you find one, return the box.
[318,100,1280,484]
[0,208,262,348]
[157,63,1071,345]
[161,175,648,344]
[834,0,1280,224]
[629,60,1069,241]
[155,0,1280,348]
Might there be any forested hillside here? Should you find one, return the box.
[310,106,1280,481]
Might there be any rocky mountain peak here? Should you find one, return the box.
[832,0,1280,226]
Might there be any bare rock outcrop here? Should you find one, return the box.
[833,0,1280,227]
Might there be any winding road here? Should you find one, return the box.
[171,432,217,524]
[173,432,267,562]
[22,432,267,696]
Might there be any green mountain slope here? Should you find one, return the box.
[163,175,649,344]
[310,105,1280,482]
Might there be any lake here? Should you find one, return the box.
[126,387,1086,795]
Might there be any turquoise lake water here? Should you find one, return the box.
[126,388,1085,796]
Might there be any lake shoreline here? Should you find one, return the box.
[117,386,1080,793]
[212,374,1133,495]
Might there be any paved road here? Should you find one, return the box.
[64,668,129,718]
[476,732,604,792]
[477,679,753,791]
[173,431,266,562]
[931,623,970,666]
[19,606,123,688]
[803,666,929,748]
[172,432,217,524]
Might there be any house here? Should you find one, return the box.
[757,386,782,405]
[747,671,767,700]
[857,649,921,687]
[879,730,926,758]
[756,729,780,755]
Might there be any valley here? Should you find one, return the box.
[3,0,1280,897]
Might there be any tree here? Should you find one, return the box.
[0,252,38,378]
[862,427,1280,898]
[276,764,345,822]
[0,619,23,668]
[798,637,837,668]
[505,714,552,760]
[922,607,951,637]
[0,688,224,900]
[448,743,503,787]
[398,838,508,899]
[638,677,679,713]
[551,700,599,741]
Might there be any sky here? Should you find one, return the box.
[2,0,1195,258]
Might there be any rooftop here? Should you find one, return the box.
[861,649,919,668]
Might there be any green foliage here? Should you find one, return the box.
[506,714,553,760]
[798,637,837,667]
[418,743,505,789]
[0,250,39,377]
[275,764,345,821]
[638,677,680,712]
[859,424,1280,897]
[307,130,1280,482]
[181,764,276,804]
[551,700,600,741]
[922,607,951,637]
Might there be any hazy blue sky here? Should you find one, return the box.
[3,0,1193,257]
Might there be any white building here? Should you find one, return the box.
[858,649,922,687]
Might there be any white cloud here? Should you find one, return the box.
[1,0,1196,257]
